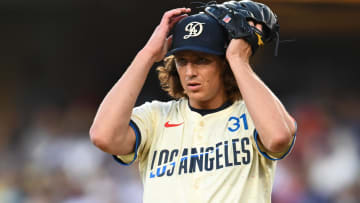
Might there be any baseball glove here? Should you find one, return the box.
[204,0,280,55]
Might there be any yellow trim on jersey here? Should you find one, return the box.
[116,153,135,164]
[114,120,141,165]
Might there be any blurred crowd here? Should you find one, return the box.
[0,91,359,203]
[0,100,142,203]
[273,94,360,203]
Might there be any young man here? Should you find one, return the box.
[90,7,296,203]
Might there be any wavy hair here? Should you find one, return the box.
[156,55,242,102]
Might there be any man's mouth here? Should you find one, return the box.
[187,82,201,91]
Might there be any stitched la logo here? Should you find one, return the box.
[184,22,205,39]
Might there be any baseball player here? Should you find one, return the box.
[90,1,297,202]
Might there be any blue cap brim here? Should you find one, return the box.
[166,45,225,57]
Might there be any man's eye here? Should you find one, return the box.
[175,58,187,66]
[196,57,210,64]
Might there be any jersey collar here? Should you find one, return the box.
[188,100,233,116]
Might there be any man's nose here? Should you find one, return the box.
[185,63,197,77]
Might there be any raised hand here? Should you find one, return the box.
[142,8,191,62]
[226,22,263,64]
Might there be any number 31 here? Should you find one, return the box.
[228,113,249,132]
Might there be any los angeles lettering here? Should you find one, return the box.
[149,138,251,179]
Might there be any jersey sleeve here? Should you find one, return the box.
[245,105,297,161]
[253,124,297,160]
[113,101,161,165]
[113,120,142,165]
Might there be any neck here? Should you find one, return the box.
[189,96,228,110]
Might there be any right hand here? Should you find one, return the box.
[141,8,191,62]
[226,22,263,65]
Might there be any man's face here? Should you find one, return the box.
[174,50,227,109]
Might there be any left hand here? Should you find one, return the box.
[226,22,263,64]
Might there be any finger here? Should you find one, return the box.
[248,21,263,32]
[255,23,263,32]
[169,7,191,16]
[169,14,188,27]
[161,8,191,25]
[166,35,173,50]
[248,21,255,26]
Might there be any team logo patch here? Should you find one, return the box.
[184,22,205,39]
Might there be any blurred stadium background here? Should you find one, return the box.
[0,0,359,202]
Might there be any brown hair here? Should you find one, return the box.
[156,55,242,102]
